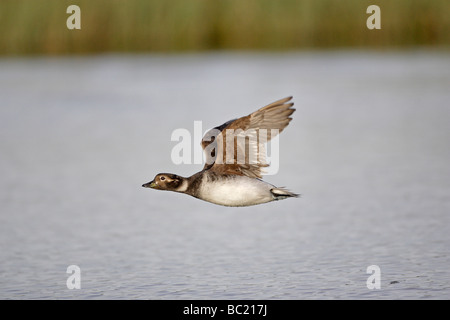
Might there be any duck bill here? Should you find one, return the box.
[142,180,157,188]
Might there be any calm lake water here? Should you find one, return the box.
[0,51,449,299]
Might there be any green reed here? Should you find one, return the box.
[0,0,448,55]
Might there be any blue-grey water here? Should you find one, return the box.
[0,51,449,299]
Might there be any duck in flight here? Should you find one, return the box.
[142,96,299,207]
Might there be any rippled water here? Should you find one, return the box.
[1,51,449,299]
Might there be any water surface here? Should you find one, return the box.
[0,51,449,299]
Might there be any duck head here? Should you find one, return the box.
[142,173,184,191]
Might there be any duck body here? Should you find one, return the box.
[189,171,280,207]
[144,170,298,207]
[196,173,274,207]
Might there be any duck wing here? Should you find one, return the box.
[201,96,295,178]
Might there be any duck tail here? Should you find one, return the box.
[270,187,300,200]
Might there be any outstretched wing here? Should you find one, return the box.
[200,96,295,178]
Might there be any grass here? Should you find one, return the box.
[0,0,449,55]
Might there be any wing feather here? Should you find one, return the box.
[201,97,295,178]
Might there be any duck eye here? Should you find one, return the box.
[160,176,165,181]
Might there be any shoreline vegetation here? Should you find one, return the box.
[0,0,449,55]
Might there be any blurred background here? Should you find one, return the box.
[0,0,449,55]
[1,0,450,300]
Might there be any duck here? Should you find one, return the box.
[142,96,299,207]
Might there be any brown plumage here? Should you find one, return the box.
[201,96,295,179]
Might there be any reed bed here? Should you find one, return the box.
[0,0,449,55]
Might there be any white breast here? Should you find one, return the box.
[198,176,275,207]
